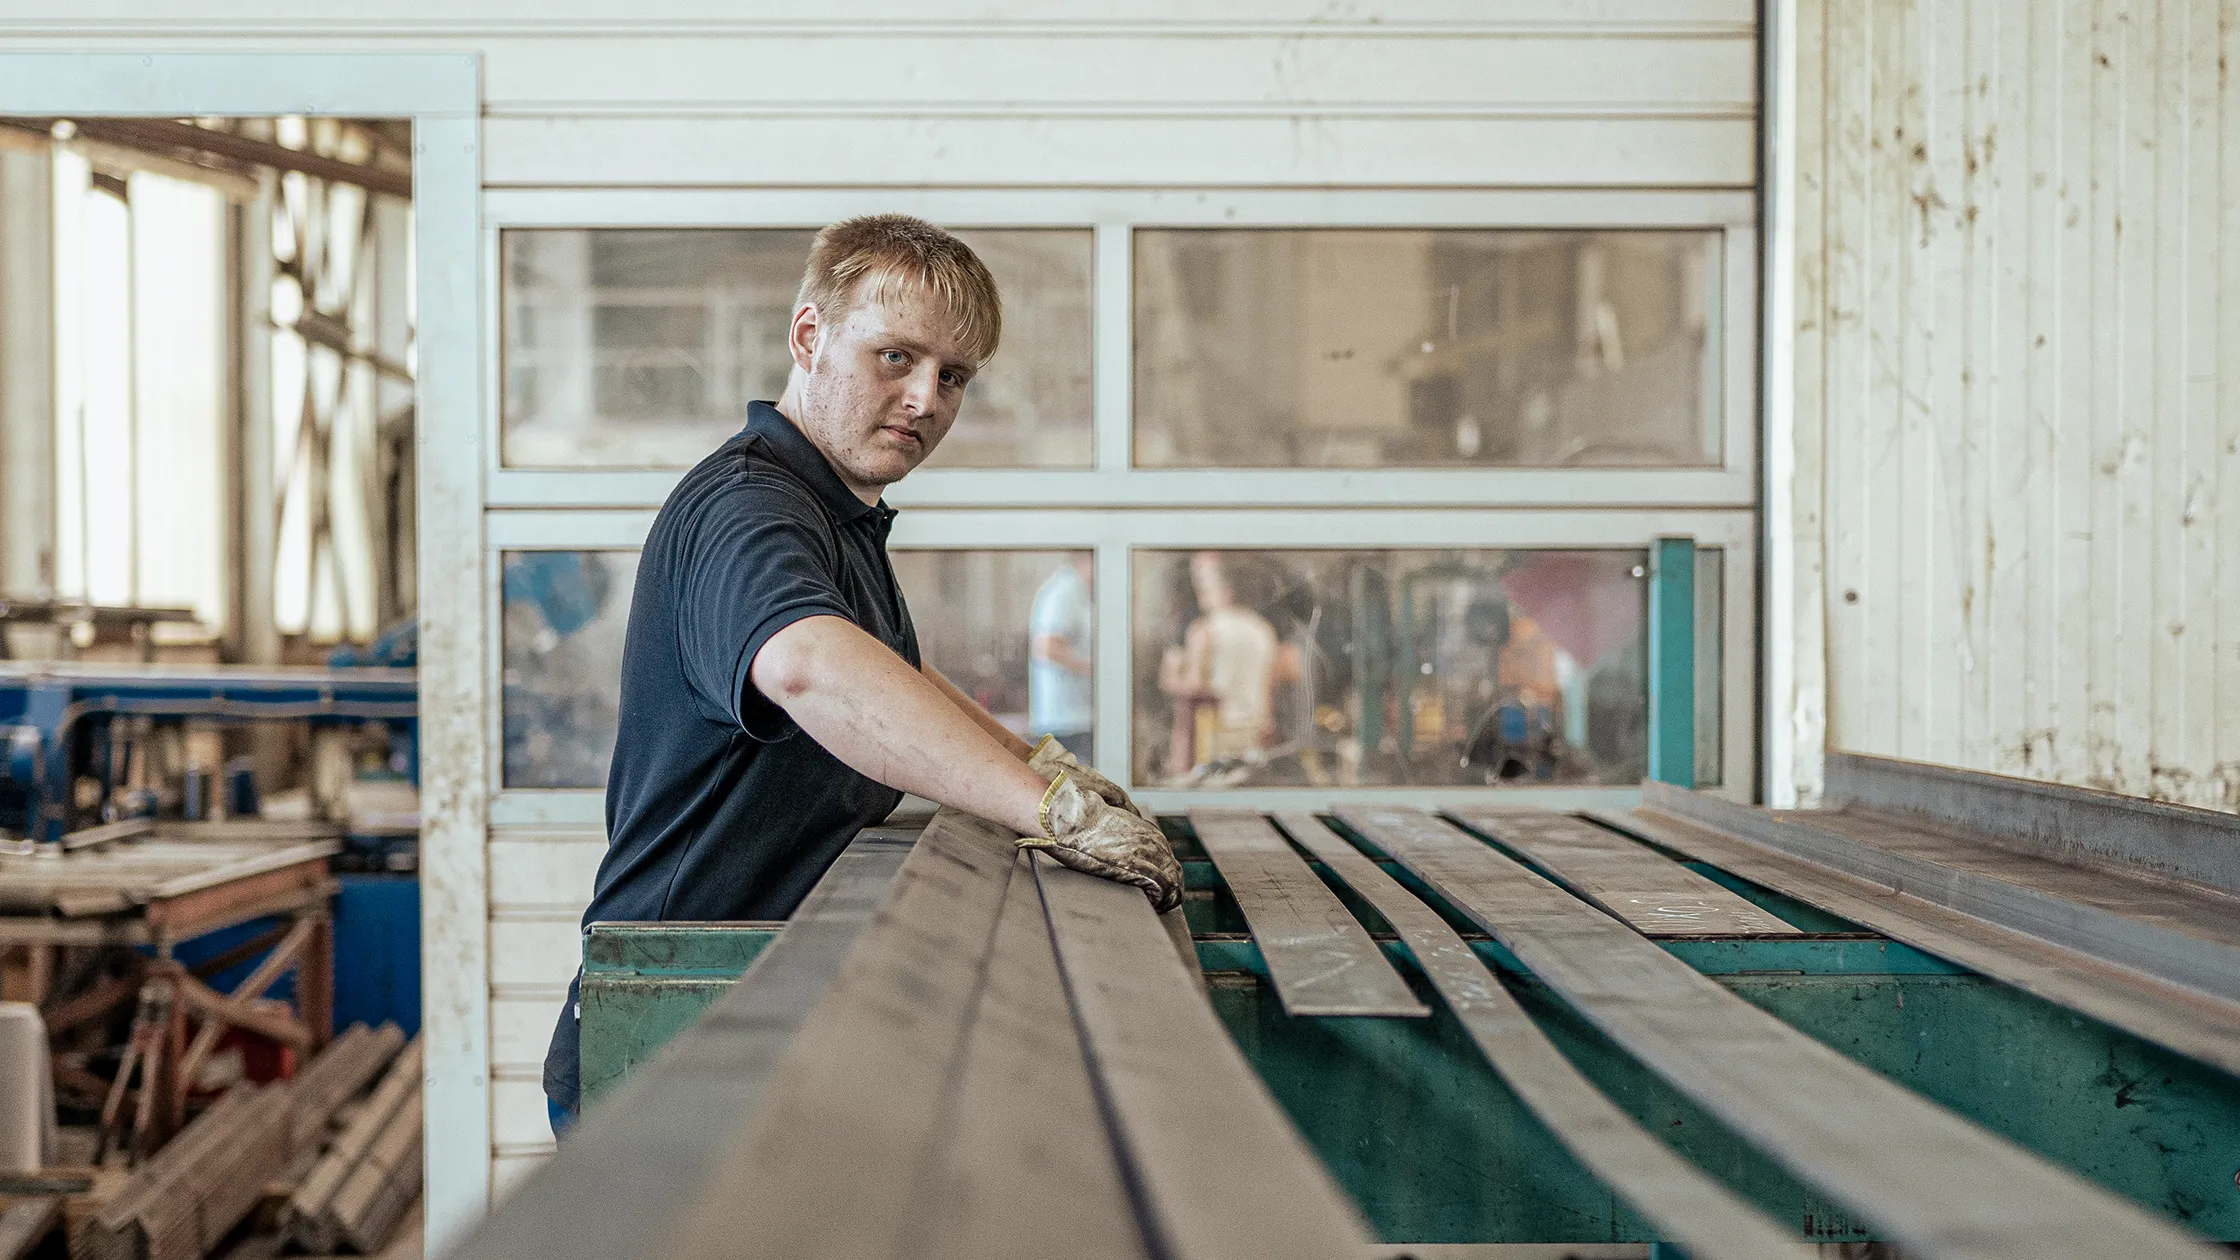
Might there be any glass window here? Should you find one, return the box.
[501,228,1093,469]
[501,550,636,788]
[1131,549,1646,789]
[1133,229,1720,469]
[891,550,1099,763]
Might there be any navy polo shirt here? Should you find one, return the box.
[544,401,918,1109]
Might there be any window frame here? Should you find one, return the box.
[480,185,1760,823]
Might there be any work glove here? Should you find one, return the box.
[1021,773,1184,914]
[1027,734,1153,823]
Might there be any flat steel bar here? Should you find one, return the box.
[660,808,1026,1260]
[1033,852,1374,1260]
[1641,782,2240,1005]
[913,852,1152,1260]
[1187,809,1427,1017]
[1338,806,2221,1260]
[1448,807,1799,938]
[1827,750,2240,893]
[1272,812,1809,1260]
[1591,807,2240,1077]
[445,825,916,1260]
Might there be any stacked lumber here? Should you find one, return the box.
[77,1083,294,1260]
[279,1038,420,1255]
[286,1024,405,1152]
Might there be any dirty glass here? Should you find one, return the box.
[1133,229,1721,468]
[1130,548,1647,789]
[501,550,636,788]
[891,550,1099,764]
[502,228,1092,469]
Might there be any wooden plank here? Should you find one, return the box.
[1031,851,1372,1260]
[446,826,914,1260]
[1337,806,2221,1260]
[912,853,1151,1260]
[1593,806,2240,1078]
[1446,808,1799,937]
[1187,809,1426,1017]
[1642,783,2240,1004]
[658,809,1029,1259]
[1271,812,1809,1260]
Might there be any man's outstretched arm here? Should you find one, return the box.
[753,616,1046,835]
[920,661,1034,759]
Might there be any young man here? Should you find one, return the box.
[543,216,1178,1127]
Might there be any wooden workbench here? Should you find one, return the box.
[0,824,340,1154]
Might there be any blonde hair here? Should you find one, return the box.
[796,215,1003,368]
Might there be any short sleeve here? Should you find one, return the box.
[675,478,853,741]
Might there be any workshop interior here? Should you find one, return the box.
[0,5,2237,1259]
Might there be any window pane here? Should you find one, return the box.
[501,550,635,788]
[502,228,1092,469]
[1133,229,1720,469]
[1131,549,1646,788]
[891,550,1098,763]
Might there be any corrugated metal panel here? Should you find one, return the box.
[1798,0,2240,808]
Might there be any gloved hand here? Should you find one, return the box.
[1027,734,1153,822]
[1021,772,1183,913]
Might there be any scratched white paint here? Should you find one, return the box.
[1791,0,2240,809]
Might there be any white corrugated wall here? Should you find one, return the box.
[1789,0,2240,808]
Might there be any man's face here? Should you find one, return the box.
[788,285,976,501]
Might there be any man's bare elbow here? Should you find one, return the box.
[750,621,827,704]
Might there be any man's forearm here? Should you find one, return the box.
[922,663,1034,758]
[752,616,1046,835]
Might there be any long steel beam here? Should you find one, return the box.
[444,826,915,1260]
[1339,806,2221,1260]
[1641,781,2240,1006]
[1273,812,1811,1260]
[1825,751,2240,894]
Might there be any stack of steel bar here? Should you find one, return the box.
[287,1021,406,1151]
[457,779,2233,1259]
[281,1035,423,1254]
[1606,752,2240,1077]
[452,814,1374,1260]
[78,1021,405,1260]
[78,1084,294,1260]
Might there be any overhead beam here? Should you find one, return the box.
[0,117,411,200]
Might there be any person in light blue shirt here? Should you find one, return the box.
[1029,555,1095,763]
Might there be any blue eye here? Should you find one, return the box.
[881,350,907,366]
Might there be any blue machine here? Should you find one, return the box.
[0,662,416,848]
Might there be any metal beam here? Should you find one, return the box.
[1338,805,2221,1260]
[445,827,915,1260]
[1593,805,2240,1078]
[1646,536,1695,787]
[1274,811,1810,1260]
[1187,809,1426,1018]
[1825,751,2240,894]
[0,118,411,200]
[1641,781,2240,1007]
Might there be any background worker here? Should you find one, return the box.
[543,215,1178,1130]
[1029,554,1096,763]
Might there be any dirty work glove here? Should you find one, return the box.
[1021,773,1184,914]
[1028,734,1153,822]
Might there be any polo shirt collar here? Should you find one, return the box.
[746,401,888,523]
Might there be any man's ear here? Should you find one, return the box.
[787,303,822,373]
